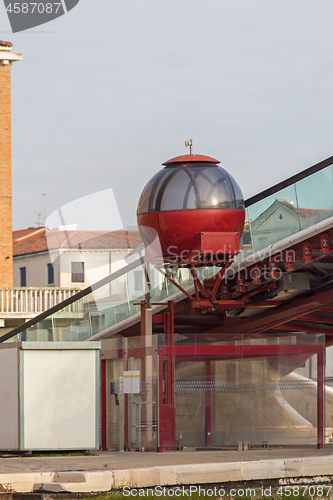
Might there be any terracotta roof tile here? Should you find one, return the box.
[0,40,13,48]
[276,199,332,218]
[13,228,142,257]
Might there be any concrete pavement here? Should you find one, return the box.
[0,447,333,493]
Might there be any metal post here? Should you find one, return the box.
[136,402,141,450]
[168,301,175,407]
[101,359,107,451]
[140,300,146,446]
[317,347,324,449]
[124,342,129,450]
[164,312,172,404]
[205,360,211,446]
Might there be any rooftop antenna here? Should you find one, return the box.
[34,211,43,227]
[185,139,193,154]
[41,193,48,226]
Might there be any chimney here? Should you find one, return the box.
[0,41,21,287]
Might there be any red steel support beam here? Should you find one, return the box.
[103,344,320,361]
[317,347,324,449]
[273,323,333,336]
[152,314,165,324]
[205,288,333,335]
[155,267,195,302]
[140,301,146,347]
[164,313,172,405]
[210,267,226,300]
[297,315,333,326]
[168,301,175,342]
[101,349,123,360]
[191,264,209,299]
[191,299,283,309]
[191,266,200,301]
[160,344,321,357]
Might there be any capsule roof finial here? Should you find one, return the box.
[185,139,193,154]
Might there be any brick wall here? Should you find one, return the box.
[0,63,13,287]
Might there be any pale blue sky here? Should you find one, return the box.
[2,0,333,230]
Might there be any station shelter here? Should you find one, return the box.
[3,154,333,452]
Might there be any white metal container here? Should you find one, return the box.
[0,341,100,451]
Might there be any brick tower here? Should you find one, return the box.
[0,41,21,287]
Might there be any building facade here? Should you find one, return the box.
[13,227,142,289]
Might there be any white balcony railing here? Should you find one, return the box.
[0,287,80,316]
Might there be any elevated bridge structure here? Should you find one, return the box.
[3,155,333,452]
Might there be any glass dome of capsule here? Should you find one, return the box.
[137,162,244,215]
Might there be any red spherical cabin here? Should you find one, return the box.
[137,154,245,261]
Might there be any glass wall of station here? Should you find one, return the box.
[103,335,159,451]
[238,161,333,259]
[102,332,325,451]
[12,263,220,343]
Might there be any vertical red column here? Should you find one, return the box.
[157,349,164,453]
[140,301,146,445]
[164,312,172,404]
[124,347,129,450]
[317,347,324,449]
[205,360,211,447]
[168,301,175,414]
[101,359,107,451]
